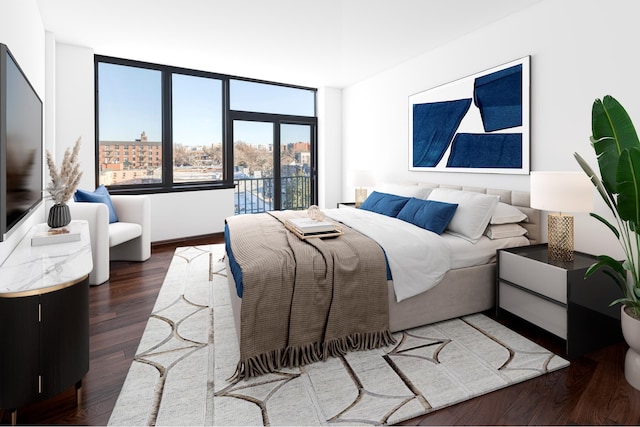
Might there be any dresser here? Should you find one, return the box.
[497,244,623,358]
[0,220,92,425]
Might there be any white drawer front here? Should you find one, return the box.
[499,282,567,339]
[499,251,567,303]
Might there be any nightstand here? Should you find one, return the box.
[337,202,356,208]
[497,244,623,358]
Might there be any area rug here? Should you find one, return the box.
[108,244,569,426]
[108,245,215,426]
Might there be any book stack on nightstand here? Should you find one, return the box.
[497,244,624,358]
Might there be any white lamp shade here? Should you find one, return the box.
[530,171,594,213]
[348,170,376,187]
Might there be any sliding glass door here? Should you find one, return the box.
[232,119,315,214]
[280,123,312,210]
[233,121,274,214]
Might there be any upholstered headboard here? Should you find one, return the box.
[416,182,541,245]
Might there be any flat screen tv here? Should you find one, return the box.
[0,43,43,242]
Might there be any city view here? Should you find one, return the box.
[98,132,311,214]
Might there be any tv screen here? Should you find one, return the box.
[0,43,43,241]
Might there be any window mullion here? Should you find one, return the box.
[273,122,281,210]
[163,70,173,185]
[223,79,232,183]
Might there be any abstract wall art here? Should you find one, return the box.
[409,56,530,174]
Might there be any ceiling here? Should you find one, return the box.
[37,0,540,88]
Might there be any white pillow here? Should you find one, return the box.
[490,202,528,224]
[375,183,432,199]
[427,188,499,243]
[484,223,528,239]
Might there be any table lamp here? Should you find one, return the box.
[349,170,375,208]
[530,171,593,261]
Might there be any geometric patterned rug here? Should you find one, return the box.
[108,244,569,426]
[108,245,215,426]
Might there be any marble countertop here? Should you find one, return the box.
[0,220,92,297]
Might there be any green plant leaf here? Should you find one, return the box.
[575,152,616,214]
[609,297,634,307]
[616,147,640,228]
[602,270,631,297]
[586,257,629,298]
[579,96,640,312]
[591,96,640,194]
[592,136,619,194]
[589,212,620,239]
[611,299,640,312]
[629,301,640,310]
[593,255,626,275]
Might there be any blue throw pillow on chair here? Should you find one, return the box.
[74,185,119,223]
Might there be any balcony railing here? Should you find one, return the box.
[234,176,311,214]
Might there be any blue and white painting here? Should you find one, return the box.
[409,56,530,174]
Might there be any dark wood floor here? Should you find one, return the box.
[2,234,640,425]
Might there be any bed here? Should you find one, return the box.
[224,183,540,378]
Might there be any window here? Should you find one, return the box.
[230,79,315,116]
[96,57,227,191]
[172,73,223,183]
[95,56,317,210]
[229,83,317,213]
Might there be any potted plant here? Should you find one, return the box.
[574,95,640,390]
[45,137,82,228]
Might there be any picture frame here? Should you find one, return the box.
[409,56,530,174]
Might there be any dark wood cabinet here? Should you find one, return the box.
[0,295,40,410]
[0,277,89,418]
[0,221,92,424]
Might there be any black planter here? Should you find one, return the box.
[47,203,71,228]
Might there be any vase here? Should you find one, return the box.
[47,203,71,228]
[621,306,640,391]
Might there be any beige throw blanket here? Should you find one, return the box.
[225,210,395,379]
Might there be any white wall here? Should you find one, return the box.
[150,189,235,241]
[55,43,95,192]
[0,0,46,262]
[317,87,342,209]
[341,0,640,259]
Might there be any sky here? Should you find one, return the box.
[98,62,314,146]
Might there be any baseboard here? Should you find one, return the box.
[151,232,224,250]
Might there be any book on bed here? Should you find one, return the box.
[284,217,343,239]
[285,217,335,233]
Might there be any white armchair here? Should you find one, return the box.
[68,195,151,285]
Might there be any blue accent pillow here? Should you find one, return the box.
[396,198,458,234]
[74,185,119,223]
[359,191,410,217]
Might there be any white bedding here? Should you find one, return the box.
[325,208,451,302]
[442,232,529,269]
[325,207,529,302]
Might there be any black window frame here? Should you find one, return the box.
[94,55,318,198]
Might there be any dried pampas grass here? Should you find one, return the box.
[45,137,83,204]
